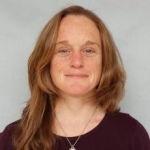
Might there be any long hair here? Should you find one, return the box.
[13,5,126,150]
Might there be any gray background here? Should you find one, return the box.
[0,0,150,134]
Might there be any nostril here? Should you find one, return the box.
[70,53,84,68]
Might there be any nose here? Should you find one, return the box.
[70,51,84,68]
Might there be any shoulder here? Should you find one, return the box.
[106,112,149,134]
[0,120,19,150]
[106,112,145,127]
[106,112,150,149]
[108,112,140,123]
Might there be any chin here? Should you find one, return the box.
[63,89,93,98]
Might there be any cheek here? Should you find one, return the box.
[50,57,61,73]
[89,56,102,69]
[50,59,65,84]
[92,59,102,82]
[50,59,59,81]
[50,66,61,89]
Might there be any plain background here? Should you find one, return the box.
[0,0,150,135]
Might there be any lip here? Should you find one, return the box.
[65,74,88,78]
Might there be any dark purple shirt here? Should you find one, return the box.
[0,112,150,150]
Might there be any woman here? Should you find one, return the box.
[0,5,149,150]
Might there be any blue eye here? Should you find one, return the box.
[82,48,96,56]
[85,49,94,53]
[59,49,68,53]
[56,48,71,56]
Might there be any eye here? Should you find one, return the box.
[56,48,71,56]
[59,49,68,53]
[85,49,94,53]
[82,48,96,56]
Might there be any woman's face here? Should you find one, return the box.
[50,15,102,98]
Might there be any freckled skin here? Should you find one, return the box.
[50,15,102,98]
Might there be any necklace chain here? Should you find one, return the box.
[54,105,98,149]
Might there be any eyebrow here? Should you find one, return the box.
[56,40,69,45]
[56,40,101,47]
[84,40,101,47]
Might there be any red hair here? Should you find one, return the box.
[13,5,126,150]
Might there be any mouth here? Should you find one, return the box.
[65,74,88,78]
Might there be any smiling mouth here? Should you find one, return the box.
[65,74,88,78]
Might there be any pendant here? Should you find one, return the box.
[69,146,76,150]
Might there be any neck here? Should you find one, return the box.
[55,95,98,117]
[53,95,106,137]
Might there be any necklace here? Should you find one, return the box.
[54,105,98,150]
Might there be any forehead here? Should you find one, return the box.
[56,15,101,44]
[61,14,95,25]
